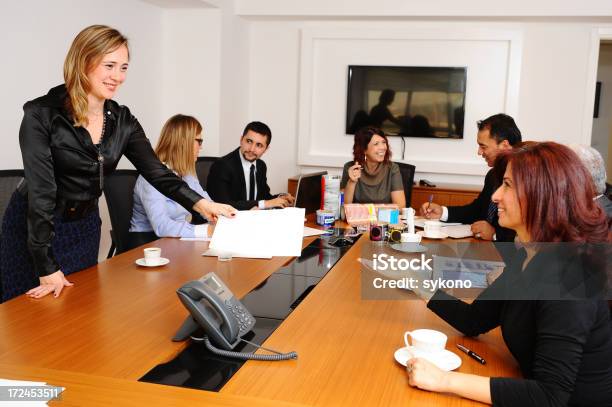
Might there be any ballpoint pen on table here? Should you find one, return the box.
[456,344,486,365]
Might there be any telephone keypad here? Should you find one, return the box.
[225,299,255,335]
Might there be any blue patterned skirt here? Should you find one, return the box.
[0,191,101,302]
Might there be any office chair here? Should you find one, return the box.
[104,170,142,257]
[395,162,416,207]
[0,170,27,302]
[196,156,218,190]
[0,170,25,228]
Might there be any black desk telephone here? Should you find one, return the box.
[173,272,297,361]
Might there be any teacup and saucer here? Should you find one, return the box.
[418,221,448,239]
[135,247,170,267]
[394,328,461,371]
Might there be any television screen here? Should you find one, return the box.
[346,66,467,138]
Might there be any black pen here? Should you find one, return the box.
[456,344,486,365]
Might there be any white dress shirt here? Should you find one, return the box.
[239,152,266,209]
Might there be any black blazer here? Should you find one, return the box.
[447,169,515,242]
[19,84,202,277]
[207,148,275,210]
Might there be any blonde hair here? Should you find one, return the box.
[155,115,203,177]
[63,25,129,127]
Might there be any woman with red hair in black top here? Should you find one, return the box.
[407,142,612,406]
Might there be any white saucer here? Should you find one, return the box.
[135,257,170,267]
[417,231,448,240]
[394,346,461,371]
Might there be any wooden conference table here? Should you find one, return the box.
[0,228,520,406]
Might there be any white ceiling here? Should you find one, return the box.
[138,0,220,8]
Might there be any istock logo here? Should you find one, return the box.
[372,253,432,271]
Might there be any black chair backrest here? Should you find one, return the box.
[395,162,416,207]
[196,156,218,190]
[0,170,25,225]
[103,170,139,256]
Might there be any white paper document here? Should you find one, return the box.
[201,248,272,259]
[412,217,461,229]
[180,236,212,241]
[207,208,306,258]
[303,226,327,237]
[432,256,506,288]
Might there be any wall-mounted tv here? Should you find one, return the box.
[346,65,467,139]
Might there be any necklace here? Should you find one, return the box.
[97,112,107,191]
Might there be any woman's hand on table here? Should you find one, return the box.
[26,270,73,299]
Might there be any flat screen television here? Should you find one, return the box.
[346,65,467,139]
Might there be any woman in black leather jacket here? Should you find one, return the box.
[0,25,235,301]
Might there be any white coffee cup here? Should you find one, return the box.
[424,220,443,237]
[401,232,421,243]
[143,247,162,266]
[402,207,414,218]
[404,329,447,353]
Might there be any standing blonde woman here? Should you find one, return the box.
[0,25,235,302]
[129,115,213,243]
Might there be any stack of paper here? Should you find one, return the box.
[432,256,506,288]
[303,226,327,237]
[206,207,306,258]
[412,217,461,229]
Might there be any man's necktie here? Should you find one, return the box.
[249,164,255,200]
[486,201,498,224]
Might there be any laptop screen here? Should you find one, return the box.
[294,171,327,215]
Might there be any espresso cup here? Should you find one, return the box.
[143,247,162,266]
[404,329,447,353]
[400,232,421,243]
[424,220,443,237]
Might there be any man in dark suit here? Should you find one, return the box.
[207,121,295,210]
[420,114,522,241]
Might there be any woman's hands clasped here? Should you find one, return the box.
[26,270,74,299]
[194,199,237,222]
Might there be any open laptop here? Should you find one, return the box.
[293,171,327,215]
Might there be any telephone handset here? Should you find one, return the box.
[173,272,297,361]
[175,272,255,349]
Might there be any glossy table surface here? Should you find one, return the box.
[0,228,520,406]
[221,235,520,406]
[0,363,306,407]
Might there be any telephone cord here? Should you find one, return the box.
[192,335,298,361]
